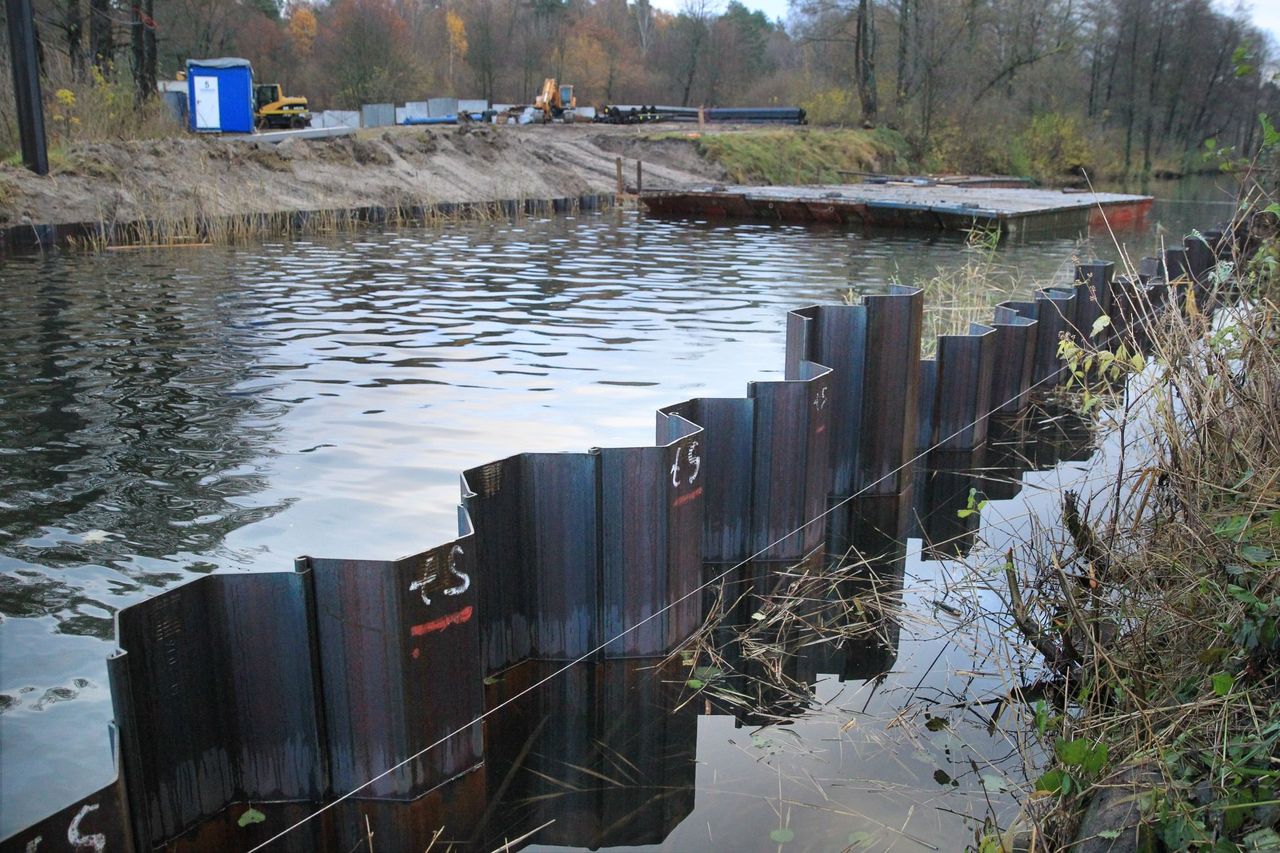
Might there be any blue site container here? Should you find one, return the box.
[186,58,254,133]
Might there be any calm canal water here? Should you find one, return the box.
[0,177,1238,841]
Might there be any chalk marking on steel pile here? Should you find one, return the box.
[409,544,470,606]
[669,440,701,487]
[68,803,106,853]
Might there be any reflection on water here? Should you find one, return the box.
[0,186,1232,838]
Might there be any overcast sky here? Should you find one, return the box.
[645,0,1280,54]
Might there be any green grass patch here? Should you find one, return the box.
[684,127,910,185]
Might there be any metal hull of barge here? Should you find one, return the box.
[640,183,1154,237]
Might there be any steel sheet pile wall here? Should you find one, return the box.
[109,572,327,845]
[1,232,1238,853]
[306,536,486,800]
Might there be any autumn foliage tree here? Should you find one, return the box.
[313,0,429,106]
[10,0,1280,178]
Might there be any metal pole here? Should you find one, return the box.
[5,0,49,175]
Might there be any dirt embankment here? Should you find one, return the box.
[0,124,729,231]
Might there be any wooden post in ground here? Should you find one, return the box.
[636,160,643,195]
[615,157,624,197]
[698,106,705,132]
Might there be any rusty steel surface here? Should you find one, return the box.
[109,572,326,847]
[1106,275,1144,346]
[786,304,867,498]
[1015,287,1076,386]
[640,184,1153,236]
[598,415,704,656]
[1072,260,1115,343]
[1164,246,1190,280]
[659,397,754,564]
[933,322,996,451]
[859,286,924,494]
[461,452,599,665]
[747,360,833,562]
[308,539,484,800]
[461,455,530,674]
[915,358,938,451]
[989,305,1038,413]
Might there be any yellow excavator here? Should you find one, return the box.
[254,83,311,130]
[532,78,575,122]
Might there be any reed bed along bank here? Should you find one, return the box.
[57,193,611,252]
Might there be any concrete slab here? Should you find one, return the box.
[242,126,358,144]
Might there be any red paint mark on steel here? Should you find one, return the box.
[410,605,474,637]
[673,485,704,508]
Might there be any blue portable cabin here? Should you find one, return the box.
[186,58,255,133]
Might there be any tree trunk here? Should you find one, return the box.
[64,0,85,77]
[1140,11,1165,177]
[1121,11,1139,177]
[855,0,877,124]
[142,0,155,94]
[894,0,910,107]
[131,2,145,102]
[89,0,113,76]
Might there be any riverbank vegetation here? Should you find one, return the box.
[967,140,1280,848]
[689,126,909,184]
[3,0,1278,184]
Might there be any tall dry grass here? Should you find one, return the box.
[0,54,181,162]
[973,174,1280,847]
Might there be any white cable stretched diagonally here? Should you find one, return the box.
[248,350,1080,853]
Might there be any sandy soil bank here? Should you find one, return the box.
[0,124,726,230]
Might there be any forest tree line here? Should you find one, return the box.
[4,0,1279,177]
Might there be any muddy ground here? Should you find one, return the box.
[0,123,727,229]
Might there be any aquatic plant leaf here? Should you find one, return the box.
[1082,743,1108,776]
[769,828,794,843]
[1241,545,1272,565]
[237,807,266,828]
[1034,700,1050,736]
[1215,515,1249,538]
[925,716,948,731]
[1036,769,1066,794]
[1056,738,1089,766]
[1211,672,1235,696]
[847,831,877,847]
[685,678,704,689]
[1244,828,1280,850]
